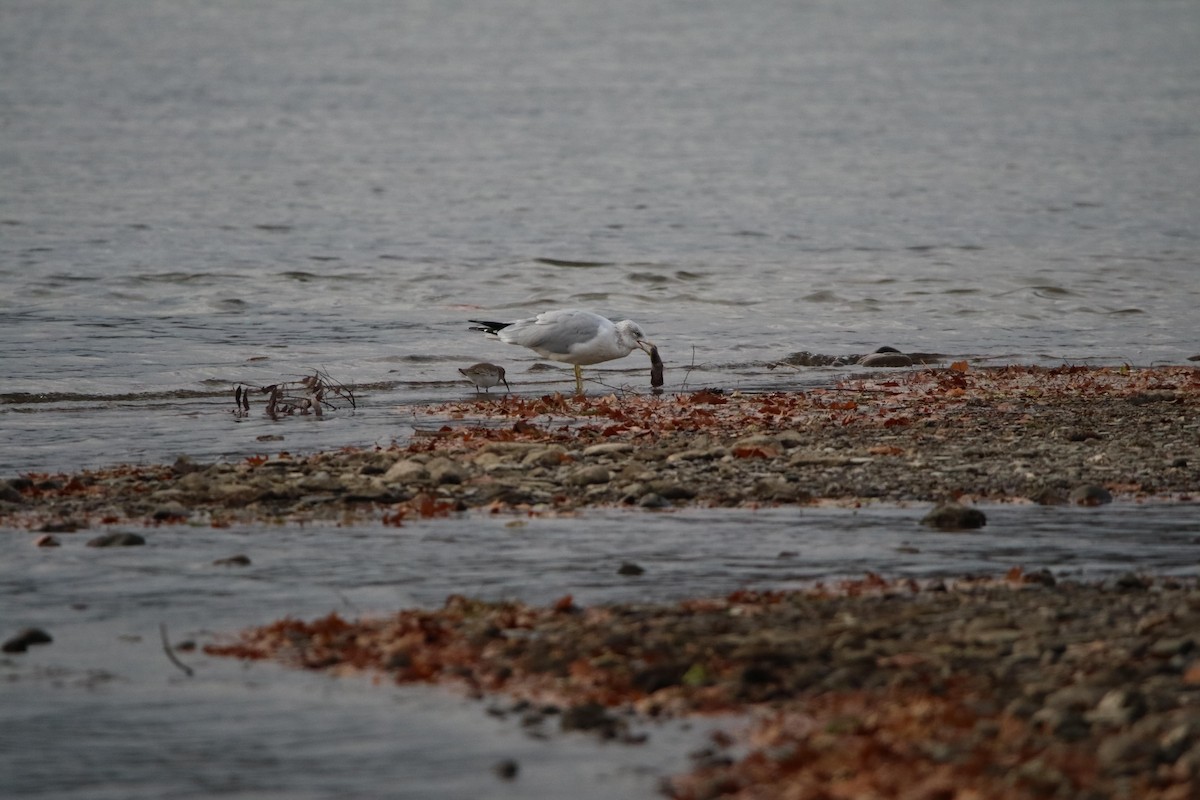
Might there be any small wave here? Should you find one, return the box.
[132,272,232,284]
[2,388,231,405]
[278,271,320,282]
[534,258,614,268]
[628,272,671,284]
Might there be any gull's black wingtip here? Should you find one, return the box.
[469,319,510,334]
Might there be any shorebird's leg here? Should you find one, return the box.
[573,365,584,396]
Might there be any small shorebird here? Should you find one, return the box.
[469,308,655,396]
[459,362,510,394]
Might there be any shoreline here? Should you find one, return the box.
[6,364,1199,796]
[205,573,1200,799]
[3,365,1197,531]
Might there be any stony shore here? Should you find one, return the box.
[2,365,1197,531]
[5,365,1199,798]
[207,574,1200,799]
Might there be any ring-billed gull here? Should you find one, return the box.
[469,309,655,395]
[458,362,510,394]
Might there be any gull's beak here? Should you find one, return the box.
[637,338,655,355]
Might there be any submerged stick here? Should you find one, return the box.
[159,623,194,677]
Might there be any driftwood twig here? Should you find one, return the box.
[159,623,194,678]
[233,369,356,419]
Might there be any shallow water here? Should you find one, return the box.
[3,504,1198,798]
[3,0,1199,795]
[3,0,1200,473]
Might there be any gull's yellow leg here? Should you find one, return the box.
[574,365,584,396]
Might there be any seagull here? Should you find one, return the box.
[469,309,655,395]
[458,362,510,394]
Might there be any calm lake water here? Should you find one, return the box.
[2,0,1199,796]
[3,0,1199,473]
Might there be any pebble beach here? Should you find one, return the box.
[5,364,1200,798]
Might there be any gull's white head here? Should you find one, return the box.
[615,319,654,355]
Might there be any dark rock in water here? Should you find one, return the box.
[3,627,53,653]
[492,759,519,780]
[1069,484,1113,506]
[859,349,914,368]
[34,534,61,547]
[87,532,146,547]
[560,702,624,738]
[921,504,987,531]
[213,554,252,567]
[617,561,645,576]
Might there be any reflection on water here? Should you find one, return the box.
[2,503,1197,798]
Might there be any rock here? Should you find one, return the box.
[1069,484,1113,506]
[213,554,252,567]
[86,532,146,547]
[858,350,914,368]
[298,471,344,492]
[1097,732,1158,775]
[667,448,724,462]
[1030,486,1068,505]
[617,561,645,576]
[560,702,624,738]
[920,504,987,531]
[1044,685,1104,712]
[1030,707,1090,741]
[646,481,696,500]
[0,481,25,503]
[33,534,61,547]
[152,501,191,521]
[1160,721,1199,763]
[1087,689,1147,727]
[426,458,465,485]
[564,466,610,487]
[492,759,519,780]
[382,459,429,483]
[211,482,265,505]
[39,519,83,533]
[1148,637,1194,659]
[582,442,634,457]
[732,434,781,451]
[3,627,53,653]
[171,456,206,475]
[1114,572,1150,591]
[638,492,671,509]
[521,446,568,468]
